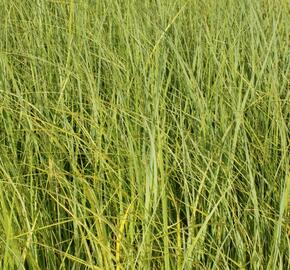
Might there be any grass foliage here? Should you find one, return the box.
[0,0,289,269]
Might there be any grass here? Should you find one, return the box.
[0,0,289,269]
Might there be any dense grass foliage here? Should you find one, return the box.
[0,0,289,269]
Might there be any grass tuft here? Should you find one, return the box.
[0,0,289,269]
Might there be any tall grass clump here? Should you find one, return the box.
[0,0,289,269]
